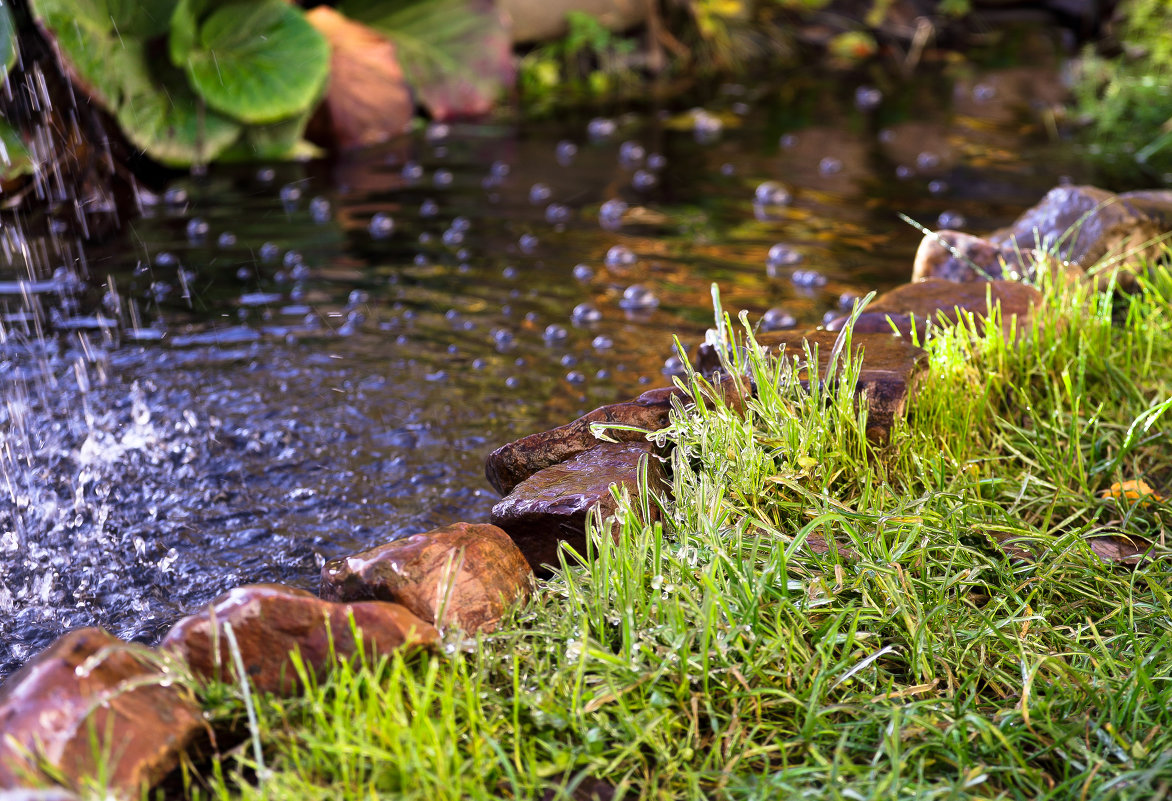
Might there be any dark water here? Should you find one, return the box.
[0,64,1154,677]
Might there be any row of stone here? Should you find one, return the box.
[1,184,1166,800]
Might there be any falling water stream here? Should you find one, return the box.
[0,62,1155,678]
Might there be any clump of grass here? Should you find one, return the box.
[186,261,1172,800]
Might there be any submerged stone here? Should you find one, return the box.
[490,441,666,573]
[161,584,437,695]
[321,522,533,634]
[0,628,203,798]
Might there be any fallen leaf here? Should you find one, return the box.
[306,7,414,150]
[984,529,1040,564]
[1100,479,1163,505]
[1088,534,1153,566]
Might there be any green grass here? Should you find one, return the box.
[174,262,1172,801]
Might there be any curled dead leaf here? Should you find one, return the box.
[1088,533,1153,567]
[305,7,413,150]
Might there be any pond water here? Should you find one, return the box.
[0,62,1150,677]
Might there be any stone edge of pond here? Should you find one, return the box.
[1,184,1167,799]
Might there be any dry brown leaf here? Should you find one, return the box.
[1088,534,1153,567]
[1100,479,1164,505]
[984,530,1040,564]
[305,7,413,150]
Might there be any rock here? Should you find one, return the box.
[1118,189,1172,227]
[694,330,927,435]
[823,310,930,339]
[490,440,666,573]
[860,279,1042,337]
[912,229,1028,283]
[161,584,437,695]
[321,522,533,634]
[486,386,683,496]
[0,628,203,798]
[501,0,648,44]
[990,185,1166,270]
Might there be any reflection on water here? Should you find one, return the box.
[0,66,1147,677]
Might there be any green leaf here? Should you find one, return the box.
[0,116,33,181]
[217,114,319,163]
[33,0,177,42]
[341,0,512,120]
[1,1,18,75]
[181,0,329,124]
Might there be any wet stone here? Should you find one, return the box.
[912,229,1026,283]
[989,184,1167,270]
[161,584,437,696]
[694,331,927,435]
[0,628,203,798]
[490,440,666,574]
[320,522,534,634]
[863,279,1042,337]
[484,386,686,496]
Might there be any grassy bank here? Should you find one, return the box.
[175,263,1172,800]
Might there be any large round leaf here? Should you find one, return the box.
[181,0,329,125]
[1,1,18,74]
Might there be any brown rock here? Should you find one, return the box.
[502,0,648,44]
[913,229,1087,286]
[695,330,927,434]
[490,441,665,573]
[990,185,1166,269]
[485,385,689,497]
[0,628,203,798]
[321,522,533,634]
[823,310,930,339]
[864,279,1042,336]
[161,584,437,695]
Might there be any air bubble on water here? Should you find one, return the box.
[619,141,645,167]
[605,245,637,268]
[973,83,996,102]
[519,234,539,254]
[185,217,209,242]
[571,303,601,325]
[646,153,666,171]
[163,186,188,206]
[528,183,551,204]
[755,181,791,206]
[425,122,451,143]
[402,161,424,181]
[420,199,439,218]
[502,266,518,279]
[450,217,471,233]
[217,231,237,248]
[566,370,585,385]
[599,199,627,230]
[792,269,827,288]
[369,213,395,239]
[662,356,687,376]
[255,167,276,184]
[556,141,578,165]
[587,117,616,141]
[282,250,303,269]
[928,180,949,195]
[767,244,803,268]
[492,328,514,348]
[895,165,914,180]
[442,229,464,246]
[937,210,965,229]
[433,169,453,187]
[572,263,594,282]
[505,376,519,388]
[779,134,797,149]
[819,157,843,176]
[309,196,331,223]
[279,184,302,211]
[854,86,883,110]
[545,203,571,224]
[761,307,797,331]
[543,324,568,344]
[619,284,658,310]
[916,152,941,171]
[691,109,722,142]
[632,170,656,190]
[259,242,280,263]
[490,160,510,179]
[154,251,179,269]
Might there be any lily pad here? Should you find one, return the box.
[1,1,18,74]
[175,0,330,125]
[341,0,512,120]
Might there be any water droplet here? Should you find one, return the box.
[279,184,302,211]
[451,216,471,232]
[518,234,539,254]
[973,83,996,102]
[605,245,637,268]
[545,203,571,224]
[779,133,797,148]
[255,167,276,184]
[185,217,209,242]
[767,243,803,268]
[761,307,797,331]
[259,242,280,263]
[599,199,628,230]
[433,169,454,187]
[282,250,303,269]
[592,335,614,350]
[560,353,578,367]
[420,199,439,218]
[663,355,687,375]
[619,140,645,166]
[490,160,510,179]
[425,122,451,143]
[154,251,179,268]
[217,231,237,248]
[647,153,666,171]
[916,151,941,170]
[619,284,658,310]
[632,170,656,190]
[587,117,616,141]
[309,196,331,223]
[529,183,551,204]
[572,263,594,282]
[543,324,568,344]
[566,370,586,384]
[402,161,424,181]
[556,140,578,165]
[819,157,843,176]
[163,186,188,205]
[895,165,914,180]
[571,303,601,325]
[442,228,464,246]
[928,180,949,195]
[792,269,827,288]
[369,213,395,239]
[937,210,966,229]
[755,181,791,206]
[854,85,883,110]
